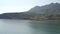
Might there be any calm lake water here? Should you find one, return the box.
[0,19,60,34]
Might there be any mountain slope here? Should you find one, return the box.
[28,3,60,15]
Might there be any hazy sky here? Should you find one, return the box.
[0,0,60,14]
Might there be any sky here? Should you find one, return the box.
[0,0,60,14]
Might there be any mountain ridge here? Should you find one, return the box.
[0,3,60,20]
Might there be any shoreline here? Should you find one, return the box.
[0,19,60,21]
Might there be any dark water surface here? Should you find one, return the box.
[0,19,60,34]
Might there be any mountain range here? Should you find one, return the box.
[0,3,60,20]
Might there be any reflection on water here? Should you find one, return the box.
[29,20,60,34]
[0,19,60,34]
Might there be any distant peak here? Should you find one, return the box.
[50,3,60,5]
[33,6,40,8]
[50,3,55,4]
[35,6,40,7]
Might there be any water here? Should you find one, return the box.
[0,19,60,34]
